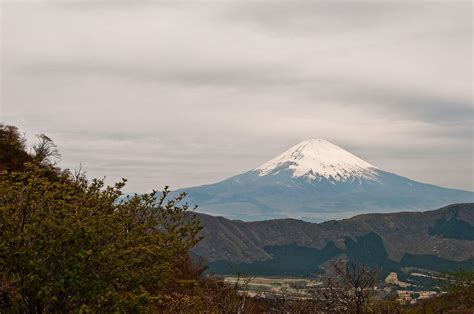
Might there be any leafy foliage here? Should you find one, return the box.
[0,125,202,312]
[0,124,31,172]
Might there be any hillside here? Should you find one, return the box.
[193,203,474,277]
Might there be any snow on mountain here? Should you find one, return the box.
[173,140,474,221]
[255,139,379,183]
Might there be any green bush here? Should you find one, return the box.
[0,125,202,312]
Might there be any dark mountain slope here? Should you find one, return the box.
[193,203,474,276]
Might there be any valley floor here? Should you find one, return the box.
[224,274,449,307]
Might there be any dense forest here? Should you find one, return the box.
[0,124,472,313]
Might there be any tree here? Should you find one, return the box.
[312,261,378,314]
[32,134,60,165]
[0,134,202,312]
[0,124,31,172]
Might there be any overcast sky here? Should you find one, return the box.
[1,0,473,192]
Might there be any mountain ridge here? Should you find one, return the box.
[193,203,474,276]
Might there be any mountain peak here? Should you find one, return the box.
[254,139,379,182]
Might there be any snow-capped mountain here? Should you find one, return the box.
[254,139,379,183]
[175,140,474,222]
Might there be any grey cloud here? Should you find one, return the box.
[12,58,471,125]
[222,1,470,35]
[305,80,473,123]
[12,59,295,87]
[223,2,394,32]
[1,1,472,192]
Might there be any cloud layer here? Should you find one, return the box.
[1,1,472,192]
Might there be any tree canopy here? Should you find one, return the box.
[0,125,202,312]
